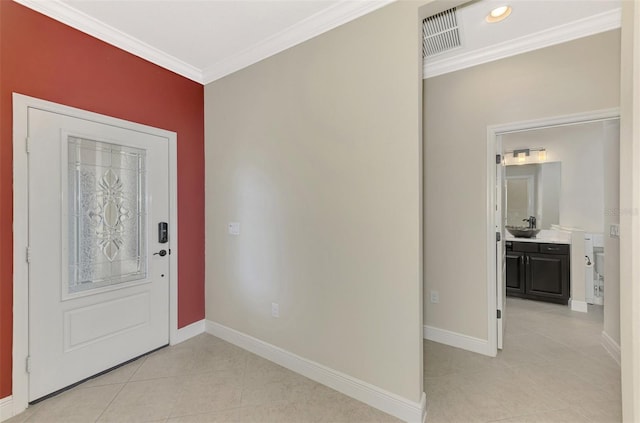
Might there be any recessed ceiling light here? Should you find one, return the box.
[486,5,512,23]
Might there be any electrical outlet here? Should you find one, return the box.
[228,222,240,235]
[609,224,620,239]
[271,302,279,318]
[430,290,439,304]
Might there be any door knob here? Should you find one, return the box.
[153,249,167,257]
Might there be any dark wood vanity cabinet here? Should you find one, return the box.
[506,241,570,305]
[506,251,526,294]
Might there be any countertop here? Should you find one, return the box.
[505,229,571,245]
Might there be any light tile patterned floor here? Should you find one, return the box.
[424,298,622,423]
[7,297,621,422]
[6,335,400,423]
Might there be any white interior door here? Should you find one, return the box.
[28,107,170,401]
[496,141,506,350]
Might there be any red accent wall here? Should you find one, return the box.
[0,0,205,398]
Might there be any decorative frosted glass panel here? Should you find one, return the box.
[68,136,147,294]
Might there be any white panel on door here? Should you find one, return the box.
[65,293,150,351]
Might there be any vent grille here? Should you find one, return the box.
[423,7,461,58]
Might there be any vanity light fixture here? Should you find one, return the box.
[486,5,512,23]
[513,148,530,163]
[503,147,547,165]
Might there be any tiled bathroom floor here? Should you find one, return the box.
[6,298,620,423]
[424,298,622,423]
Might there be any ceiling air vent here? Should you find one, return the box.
[422,7,461,58]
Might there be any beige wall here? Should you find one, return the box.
[205,1,425,403]
[424,30,621,341]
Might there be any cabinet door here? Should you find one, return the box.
[526,253,569,304]
[506,251,525,295]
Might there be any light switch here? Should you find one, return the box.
[228,222,240,235]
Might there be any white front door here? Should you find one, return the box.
[27,106,170,401]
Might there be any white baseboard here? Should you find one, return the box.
[0,396,13,422]
[423,325,492,357]
[171,319,205,345]
[601,331,621,366]
[205,320,426,423]
[569,299,588,313]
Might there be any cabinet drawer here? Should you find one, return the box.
[539,244,569,254]
[511,242,539,253]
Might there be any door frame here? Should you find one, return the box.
[485,107,620,356]
[11,93,179,415]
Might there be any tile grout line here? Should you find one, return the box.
[92,380,128,422]
[93,355,148,422]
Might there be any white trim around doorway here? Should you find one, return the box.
[10,93,179,419]
[485,107,620,356]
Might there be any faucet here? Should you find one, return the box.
[523,216,537,229]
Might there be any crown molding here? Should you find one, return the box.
[424,7,622,79]
[14,0,394,86]
[14,0,204,83]
[201,0,394,84]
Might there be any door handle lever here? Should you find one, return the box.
[153,250,167,257]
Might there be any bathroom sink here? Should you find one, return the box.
[505,226,541,238]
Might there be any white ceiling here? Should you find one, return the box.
[15,0,622,85]
[425,0,622,77]
[63,0,339,71]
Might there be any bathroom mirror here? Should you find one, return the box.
[505,162,561,229]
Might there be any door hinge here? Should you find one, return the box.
[26,246,31,263]
[25,137,31,154]
[496,232,501,242]
[496,154,501,164]
[26,356,31,373]
[497,309,502,319]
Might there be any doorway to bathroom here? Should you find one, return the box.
[488,109,621,361]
